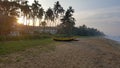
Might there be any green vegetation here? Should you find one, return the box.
[57,24,104,37]
[0,0,104,40]
[0,38,57,55]
[57,6,104,37]
[0,0,105,62]
[57,6,75,36]
[0,0,104,51]
[69,25,104,36]
[0,34,51,41]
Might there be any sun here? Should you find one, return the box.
[17,17,24,24]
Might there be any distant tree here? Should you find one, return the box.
[72,25,104,36]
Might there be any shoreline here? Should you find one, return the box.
[104,36,120,43]
[102,36,120,50]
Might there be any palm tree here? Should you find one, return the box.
[0,0,19,16]
[45,8,54,24]
[37,7,44,27]
[20,1,31,25]
[19,1,32,34]
[60,6,75,35]
[45,8,54,32]
[53,1,64,26]
[31,0,41,27]
[61,6,75,25]
[0,0,19,36]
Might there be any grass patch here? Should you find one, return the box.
[0,38,57,55]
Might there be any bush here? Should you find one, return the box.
[0,34,51,41]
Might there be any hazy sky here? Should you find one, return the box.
[28,0,120,36]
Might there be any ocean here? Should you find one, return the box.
[105,36,120,43]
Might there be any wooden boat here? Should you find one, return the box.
[53,37,75,41]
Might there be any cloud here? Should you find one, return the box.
[74,6,120,23]
[74,6,120,36]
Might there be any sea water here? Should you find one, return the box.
[105,36,120,43]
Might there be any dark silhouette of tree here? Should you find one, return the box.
[0,15,17,36]
[0,0,20,16]
[0,0,19,35]
[45,8,54,27]
[0,0,104,37]
[31,0,41,27]
[20,1,31,25]
[53,1,64,26]
[72,25,104,36]
[37,7,44,27]
[19,1,32,34]
[61,6,75,26]
[59,6,75,36]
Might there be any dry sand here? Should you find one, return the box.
[0,37,120,68]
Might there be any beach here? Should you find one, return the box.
[0,37,120,68]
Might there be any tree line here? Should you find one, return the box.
[0,0,104,38]
[0,0,65,35]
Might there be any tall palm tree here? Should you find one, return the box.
[37,7,44,27]
[53,1,64,26]
[45,8,54,27]
[45,8,54,33]
[31,0,41,27]
[20,1,31,25]
[60,6,75,35]
[19,1,32,34]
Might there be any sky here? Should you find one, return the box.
[27,0,120,36]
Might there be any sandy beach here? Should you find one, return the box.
[0,37,120,68]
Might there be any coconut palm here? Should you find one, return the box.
[37,7,44,27]
[19,1,32,34]
[45,8,54,24]
[54,1,64,17]
[31,0,41,27]
[0,0,20,20]
[45,8,55,32]
[20,1,31,25]
[61,6,75,24]
[0,0,19,16]
[53,1,64,26]
[60,6,75,35]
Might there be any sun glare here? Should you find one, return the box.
[17,17,24,24]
